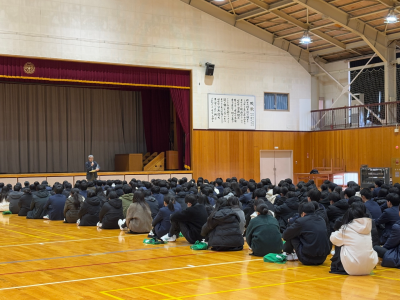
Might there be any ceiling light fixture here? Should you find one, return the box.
[300,30,313,44]
[385,8,398,24]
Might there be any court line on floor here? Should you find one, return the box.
[0,234,146,248]
[0,228,50,241]
[0,251,218,276]
[372,274,400,281]
[145,275,342,300]
[0,244,189,265]
[0,258,263,291]
[5,223,77,239]
[101,265,306,294]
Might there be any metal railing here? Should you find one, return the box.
[311,101,400,131]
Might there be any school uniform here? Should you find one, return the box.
[246,214,283,257]
[78,196,101,226]
[18,193,33,216]
[64,195,84,223]
[44,194,67,220]
[274,197,300,232]
[152,206,176,238]
[380,220,400,268]
[27,190,50,219]
[375,206,400,244]
[282,213,330,265]
[364,199,382,220]
[99,198,124,229]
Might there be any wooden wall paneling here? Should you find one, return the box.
[229,131,240,179]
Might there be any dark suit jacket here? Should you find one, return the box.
[85,161,98,180]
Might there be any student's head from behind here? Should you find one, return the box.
[228,196,240,207]
[151,186,160,194]
[80,181,88,191]
[378,188,388,198]
[256,204,269,216]
[108,191,118,200]
[344,188,356,199]
[122,184,132,195]
[342,202,367,226]
[360,188,372,202]
[298,202,315,217]
[280,187,288,197]
[37,184,46,191]
[197,194,210,206]
[348,196,362,205]
[87,189,96,198]
[254,188,266,199]
[328,192,341,205]
[386,193,400,207]
[307,189,321,202]
[215,178,223,187]
[54,185,63,195]
[164,194,176,211]
[375,180,383,188]
[185,194,197,207]
[13,184,21,192]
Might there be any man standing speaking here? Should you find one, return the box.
[85,155,100,182]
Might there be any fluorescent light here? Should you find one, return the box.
[385,8,398,24]
[300,30,312,44]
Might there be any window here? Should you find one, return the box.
[264,93,289,111]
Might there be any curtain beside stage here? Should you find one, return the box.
[0,83,146,173]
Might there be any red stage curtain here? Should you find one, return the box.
[0,56,190,88]
[170,89,190,169]
[175,116,184,170]
[141,89,171,154]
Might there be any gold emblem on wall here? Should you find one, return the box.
[23,62,35,75]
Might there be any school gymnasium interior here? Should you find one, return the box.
[0,0,400,299]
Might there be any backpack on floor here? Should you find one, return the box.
[190,240,208,250]
[263,253,287,264]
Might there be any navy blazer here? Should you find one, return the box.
[382,220,400,268]
[152,206,176,237]
[85,161,98,180]
[44,194,67,220]
[364,199,382,220]
[375,206,400,244]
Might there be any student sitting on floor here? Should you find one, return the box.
[360,188,382,220]
[122,190,152,234]
[282,202,330,264]
[330,202,378,275]
[326,192,349,232]
[7,184,23,214]
[99,191,124,229]
[375,193,400,245]
[229,196,246,234]
[201,198,244,251]
[274,191,300,233]
[152,194,176,239]
[120,184,133,218]
[143,189,159,219]
[197,194,213,216]
[64,188,84,223]
[78,190,101,226]
[18,188,33,217]
[246,204,283,257]
[374,208,400,268]
[0,186,9,211]
[27,185,50,219]
[43,185,67,220]
[163,194,208,243]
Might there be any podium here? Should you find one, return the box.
[166,151,179,170]
[115,154,143,171]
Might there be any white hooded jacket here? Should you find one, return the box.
[330,218,378,275]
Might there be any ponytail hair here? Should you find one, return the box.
[164,194,175,212]
[256,204,269,215]
[71,188,81,210]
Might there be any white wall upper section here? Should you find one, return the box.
[0,0,311,131]
[311,60,349,110]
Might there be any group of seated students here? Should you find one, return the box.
[0,176,399,274]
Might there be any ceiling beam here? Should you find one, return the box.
[293,0,389,61]
[311,40,368,56]
[236,0,294,20]
[180,0,309,69]
[270,10,346,49]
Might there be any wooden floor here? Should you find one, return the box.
[0,215,399,300]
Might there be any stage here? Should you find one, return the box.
[0,171,193,186]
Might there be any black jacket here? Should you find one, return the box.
[85,161,98,180]
[99,198,124,229]
[145,195,160,219]
[274,197,300,232]
[27,190,50,219]
[8,191,23,214]
[175,191,187,210]
[315,204,330,236]
[201,207,244,251]
[18,193,33,216]
[282,213,330,258]
[326,199,349,230]
[170,203,208,242]
[79,196,101,226]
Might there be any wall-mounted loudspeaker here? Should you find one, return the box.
[205,62,215,76]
